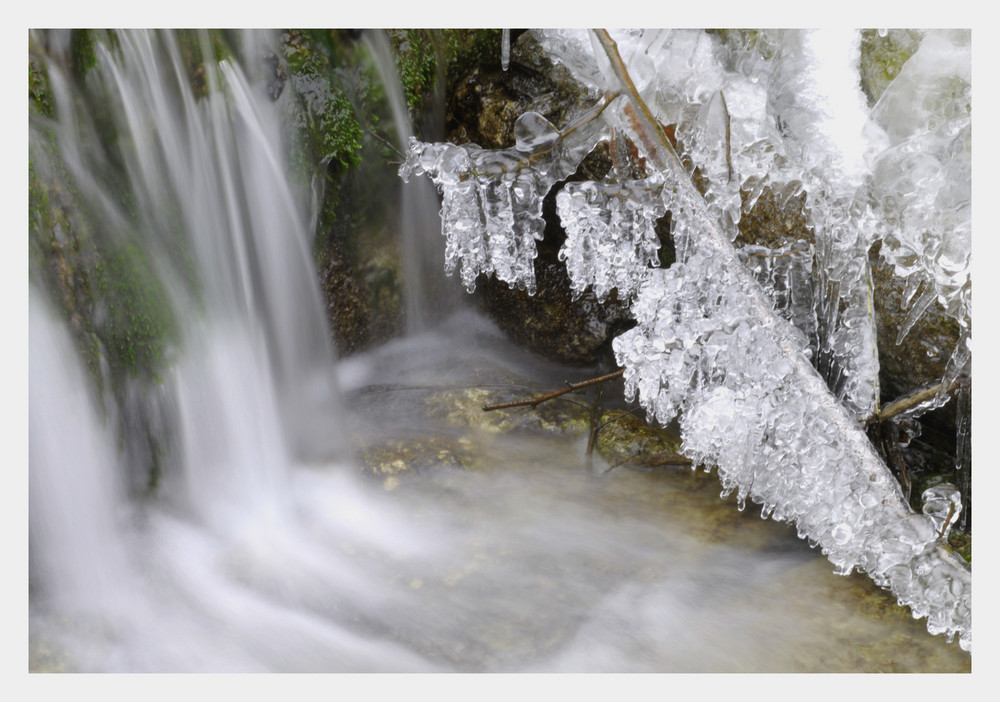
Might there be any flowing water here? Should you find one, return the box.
[27,29,971,674]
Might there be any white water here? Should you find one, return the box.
[28,29,971,673]
[365,29,461,334]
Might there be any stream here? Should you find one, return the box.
[29,304,971,673]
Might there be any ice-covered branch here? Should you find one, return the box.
[592,28,970,651]
[399,99,614,294]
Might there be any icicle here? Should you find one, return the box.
[556,177,665,302]
[400,102,611,294]
[953,379,971,531]
[921,484,961,540]
[896,285,937,345]
[501,29,510,71]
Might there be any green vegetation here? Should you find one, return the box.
[69,29,98,78]
[28,54,52,117]
[283,29,364,172]
[94,241,176,380]
[387,30,438,115]
[859,29,924,106]
[387,29,502,116]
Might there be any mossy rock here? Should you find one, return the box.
[421,385,591,438]
[281,29,364,172]
[317,231,404,357]
[358,436,477,489]
[594,410,689,471]
[859,29,924,107]
[736,185,813,249]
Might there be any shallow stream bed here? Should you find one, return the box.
[29,313,971,673]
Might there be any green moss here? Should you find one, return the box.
[70,29,98,78]
[859,29,924,106]
[441,29,502,81]
[387,29,438,115]
[282,29,363,172]
[28,54,53,117]
[386,29,501,117]
[595,410,687,470]
[94,241,176,379]
[706,29,779,62]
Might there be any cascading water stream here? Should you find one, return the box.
[28,29,971,673]
[363,30,461,334]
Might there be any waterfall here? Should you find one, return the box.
[29,26,353,608]
[363,30,461,334]
[29,293,131,617]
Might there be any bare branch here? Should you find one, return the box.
[481,368,625,412]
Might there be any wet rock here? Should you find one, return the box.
[446,31,595,151]
[478,260,633,367]
[736,186,813,249]
[869,244,961,403]
[595,410,689,471]
[318,241,370,356]
[359,437,475,485]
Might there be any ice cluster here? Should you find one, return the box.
[613,182,970,651]
[537,29,883,418]
[555,177,666,302]
[737,240,817,355]
[399,108,608,294]
[401,29,971,651]
[864,29,972,389]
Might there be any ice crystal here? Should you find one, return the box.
[541,29,882,418]
[613,181,970,651]
[555,177,666,302]
[921,484,961,540]
[864,29,971,390]
[738,240,817,356]
[399,108,609,294]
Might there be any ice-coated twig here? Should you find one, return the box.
[592,28,970,652]
[399,97,616,295]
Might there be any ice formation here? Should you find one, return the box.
[400,28,971,651]
[864,29,972,391]
[399,107,609,294]
[614,179,970,651]
[555,177,666,302]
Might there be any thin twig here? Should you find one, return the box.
[878,377,965,423]
[606,450,693,472]
[367,125,404,160]
[481,368,625,412]
[938,499,958,541]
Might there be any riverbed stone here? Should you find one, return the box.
[594,410,689,471]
